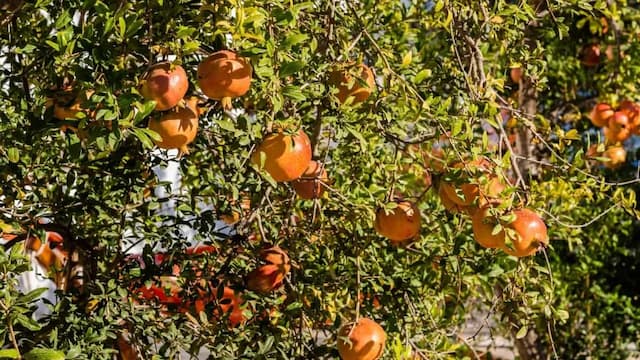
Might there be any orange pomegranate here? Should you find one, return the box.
[251,129,312,182]
[604,111,632,143]
[503,208,549,257]
[471,208,506,249]
[374,200,421,244]
[424,147,446,173]
[147,97,200,154]
[139,62,189,111]
[216,286,246,327]
[510,67,522,83]
[441,160,505,209]
[438,185,467,214]
[337,318,386,360]
[292,160,328,199]
[197,50,252,110]
[247,246,290,293]
[328,63,375,105]
[603,146,626,169]
[53,89,95,121]
[589,103,614,128]
[117,333,138,360]
[25,231,68,286]
[619,100,640,132]
[220,195,251,225]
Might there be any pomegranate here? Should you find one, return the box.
[589,103,614,128]
[503,208,549,257]
[246,246,290,294]
[328,63,375,105]
[251,129,312,182]
[471,208,506,249]
[438,185,467,214]
[139,62,189,111]
[604,111,632,143]
[602,146,626,169]
[510,67,522,83]
[197,50,252,110]
[292,160,328,199]
[374,200,421,244]
[147,97,200,154]
[53,89,95,121]
[337,318,386,360]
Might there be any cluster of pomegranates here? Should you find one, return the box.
[249,62,375,198]
[587,100,638,169]
[432,153,549,257]
[126,244,246,327]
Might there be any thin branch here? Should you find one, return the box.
[539,203,618,229]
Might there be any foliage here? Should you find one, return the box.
[1,0,639,359]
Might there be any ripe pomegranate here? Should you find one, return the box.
[251,129,312,182]
[260,246,291,269]
[510,67,522,83]
[134,276,183,305]
[197,50,252,110]
[25,231,68,286]
[246,264,287,293]
[337,318,386,360]
[589,103,614,127]
[147,97,200,154]
[471,208,506,249]
[503,208,549,257]
[619,100,640,133]
[247,246,290,293]
[581,43,601,67]
[374,200,421,244]
[215,286,246,327]
[220,195,251,225]
[117,333,138,360]
[438,185,467,214]
[292,160,328,199]
[603,146,626,169]
[604,111,632,143]
[441,159,505,209]
[139,62,189,111]
[424,147,446,173]
[328,63,375,105]
[53,89,95,120]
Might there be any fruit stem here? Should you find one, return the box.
[178,145,190,157]
[221,97,233,111]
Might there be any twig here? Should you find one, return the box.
[539,203,618,229]
[0,300,21,357]
[457,333,481,360]
[355,256,361,322]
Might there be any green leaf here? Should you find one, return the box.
[16,288,48,305]
[45,40,59,51]
[0,349,20,359]
[516,326,528,339]
[281,33,308,49]
[7,148,19,163]
[414,69,431,84]
[23,349,65,360]
[282,86,306,101]
[16,314,42,331]
[134,101,157,124]
[279,61,305,77]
